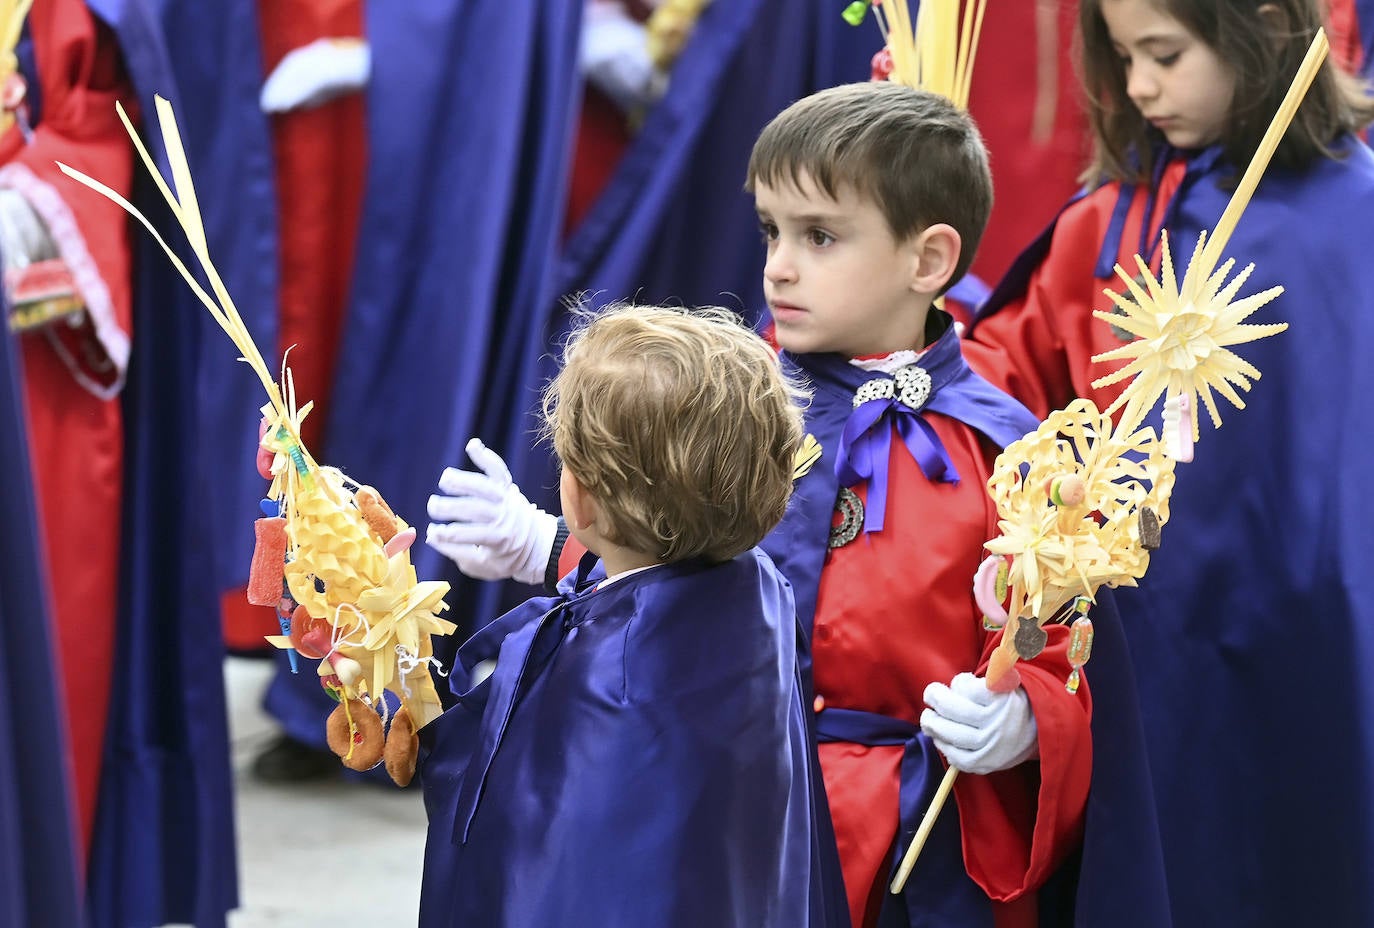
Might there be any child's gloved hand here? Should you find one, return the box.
[426,438,556,585]
[0,189,56,272]
[581,1,662,113]
[920,672,1039,775]
[260,38,371,113]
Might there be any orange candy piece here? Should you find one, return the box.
[985,645,1022,693]
[246,517,288,606]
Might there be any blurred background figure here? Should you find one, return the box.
[0,0,250,924]
[0,0,134,866]
[84,0,268,924]
[233,0,372,784]
[0,280,82,928]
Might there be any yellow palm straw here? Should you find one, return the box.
[869,0,988,109]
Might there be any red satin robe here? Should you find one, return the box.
[809,416,1091,928]
[961,162,1188,420]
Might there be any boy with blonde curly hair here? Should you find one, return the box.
[417,304,846,928]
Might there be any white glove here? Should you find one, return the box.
[260,38,371,113]
[0,188,56,273]
[920,672,1039,775]
[425,438,557,585]
[580,1,662,112]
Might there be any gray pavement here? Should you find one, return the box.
[194,657,429,928]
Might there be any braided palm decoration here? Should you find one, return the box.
[984,399,1175,625]
[58,97,457,780]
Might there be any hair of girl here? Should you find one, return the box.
[1078,0,1374,185]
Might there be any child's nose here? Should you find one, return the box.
[764,243,797,283]
[1126,65,1159,104]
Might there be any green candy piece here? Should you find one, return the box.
[842,0,871,26]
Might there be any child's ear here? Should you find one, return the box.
[908,222,962,296]
[561,468,599,533]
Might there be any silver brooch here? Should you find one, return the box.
[853,378,893,408]
[894,365,932,409]
[852,365,932,410]
[829,487,864,548]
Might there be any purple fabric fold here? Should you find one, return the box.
[834,393,959,533]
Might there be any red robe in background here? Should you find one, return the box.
[258,0,363,454]
[0,0,134,858]
[222,0,366,649]
[966,0,1089,285]
[1326,0,1366,75]
[564,0,652,239]
[564,85,633,238]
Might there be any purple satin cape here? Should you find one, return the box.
[417,550,849,927]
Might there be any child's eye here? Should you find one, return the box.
[806,228,834,247]
[1154,52,1181,67]
[758,220,779,242]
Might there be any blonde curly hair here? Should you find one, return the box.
[543,303,806,563]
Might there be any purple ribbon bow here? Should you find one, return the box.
[834,382,960,533]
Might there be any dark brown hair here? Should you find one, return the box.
[746,81,993,292]
[1079,0,1374,185]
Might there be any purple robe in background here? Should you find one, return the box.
[263,0,585,748]
[0,273,82,928]
[323,0,581,634]
[84,0,274,924]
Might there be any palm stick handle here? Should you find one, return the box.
[890,764,960,894]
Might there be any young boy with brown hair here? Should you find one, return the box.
[417,304,846,928]
[742,81,1089,928]
[430,82,1161,928]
